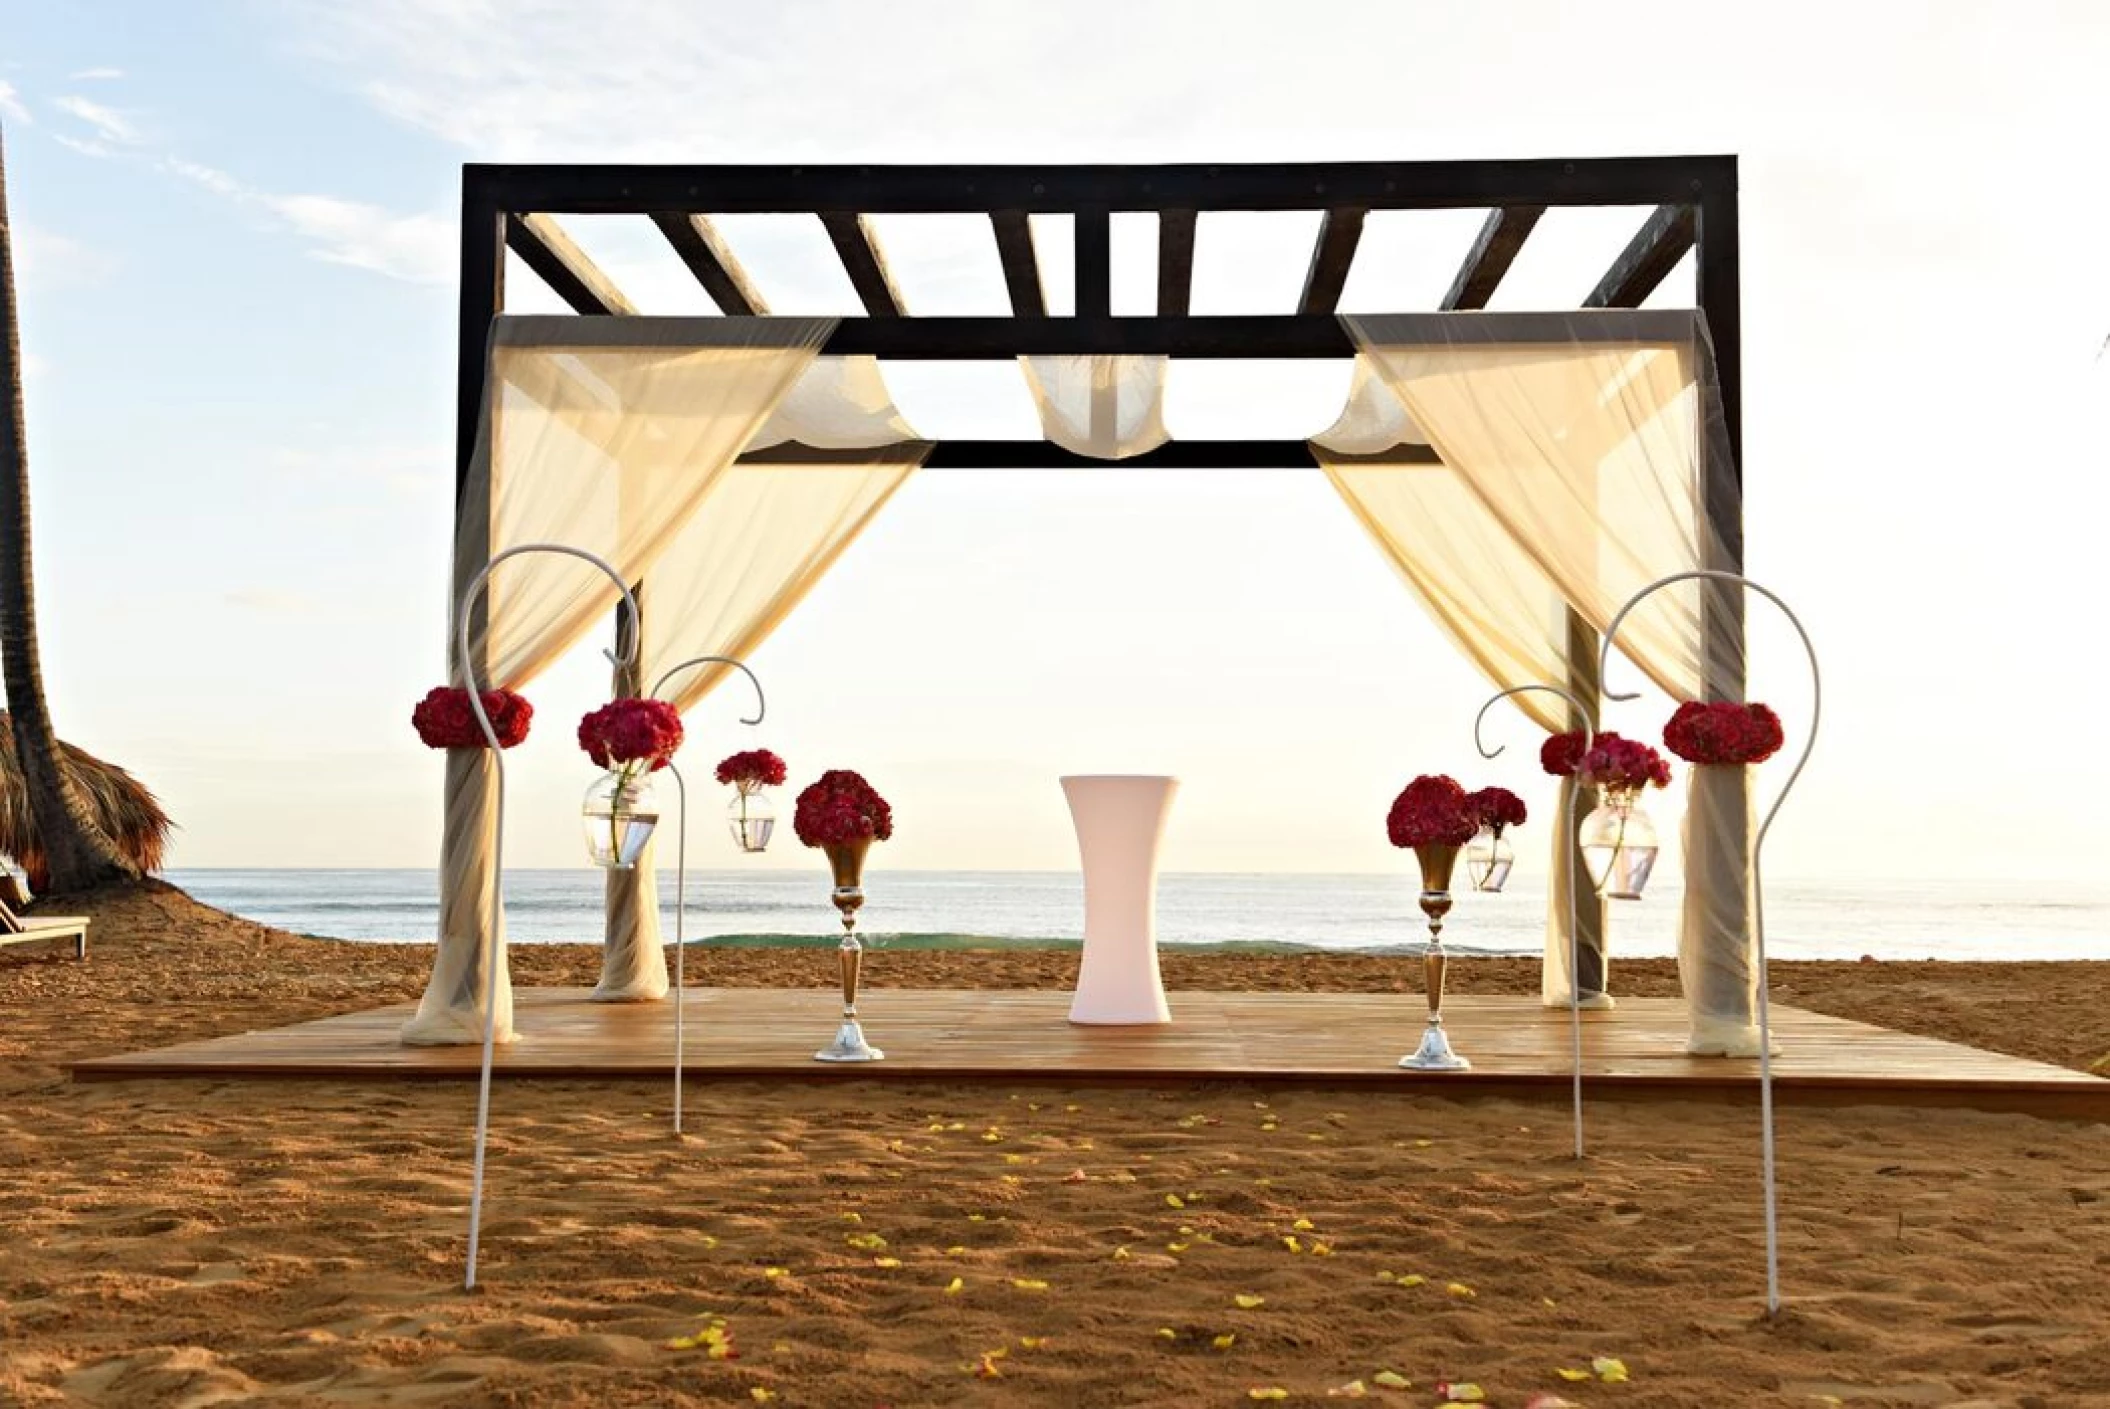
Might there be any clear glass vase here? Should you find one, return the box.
[1581,788,1658,900]
[582,767,659,869]
[726,787,776,854]
[1465,824,1515,893]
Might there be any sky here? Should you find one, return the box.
[1,0,2106,883]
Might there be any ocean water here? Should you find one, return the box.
[165,869,2110,963]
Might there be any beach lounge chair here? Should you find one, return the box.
[0,894,88,959]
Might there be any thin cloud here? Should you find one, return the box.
[53,94,143,147]
[165,159,452,284]
[69,67,126,81]
[0,81,29,125]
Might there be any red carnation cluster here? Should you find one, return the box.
[1467,786,1528,833]
[1663,700,1785,766]
[412,686,533,750]
[1580,733,1672,793]
[577,697,684,771]
[715,748,788,791]
[1539,731,1588,778]
[1386,774,1478,850]
[793,769,894,847]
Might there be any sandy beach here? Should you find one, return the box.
[2,880,2107,1408]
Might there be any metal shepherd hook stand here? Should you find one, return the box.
[1471,685,1595,1160]
[456,543,640,1293]
[647,656,766,1138]
[1599,569,1819,1318]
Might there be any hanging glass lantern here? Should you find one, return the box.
[1465,824,1516,893]
[583,768,659,869]
[726,787,776,853]
[1580,788,1658,900]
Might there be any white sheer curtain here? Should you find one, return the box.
[1021,355,1170,459]
[405,316,834,1045]
[1341,311,1756,1053]
[1312,359,1604,1006]
[597,357,928,997]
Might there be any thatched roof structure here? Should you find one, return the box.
[0,712,169,893]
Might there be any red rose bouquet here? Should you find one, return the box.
[1386,774,1478,849]
[1466,786,1527,835]
[793,769,894,847]
[715,748,788,794]
[412,686,532,750]
[577,697,684,772]
[1662,700,1784,766]
[1579,733,1672,793]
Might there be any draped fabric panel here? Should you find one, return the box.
[1312,359,1600,1003]
[405,316,834,1045]
[597,357,929,998]
[1339,311,1757,1050]
[1021,355,1170,459]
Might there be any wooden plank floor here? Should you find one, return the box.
[69,988,2110,1118]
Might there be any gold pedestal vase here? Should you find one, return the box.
[814,836,882,1062]
[1399,843,1471,1071]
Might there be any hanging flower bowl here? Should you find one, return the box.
[1573,735,1671,900]
[716,748,788,854]
[1463,786,1526,893]
[577,698,684,870]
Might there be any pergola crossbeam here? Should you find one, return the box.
[989,211,1045,317]
[505,213,636,316]
[1298,208,1367,314]
[1584,203,1696,308]
[1440,205,1545,311]
[649,211,769,314]
[1076,208,1112,319]
[1157,210,1196,316]
[819,212,906,317]
[739,439,1440,470]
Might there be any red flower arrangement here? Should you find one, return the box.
[1663,700,1785,767]
[715,748,788,792]
[793,769,894,848]
[1386,774,1478,850]
[1579,733,1672,793]
[1539,730,1588,778]
[577,697,684,772]
[412,686,532,750]
[1467,786,1528,834]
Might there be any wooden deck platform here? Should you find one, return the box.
[69,988,2110,1118]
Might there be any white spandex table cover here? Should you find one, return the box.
[1061,775,1177,1025]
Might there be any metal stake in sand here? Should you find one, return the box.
[1470,685,1596,1160]
[1600,570,1819,1318]
[647,657,767,1136]
[455,543,640,1293]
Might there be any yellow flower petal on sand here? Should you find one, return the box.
[1282,1236,1303,1253]
[1234,1294,1266,1309]
[1372,1370,1411,1390]
[1375,1271,1395,1283]
[1019,1336,1049,1349]
[1398,1274,1426,1288]
[946,1245,967,1255]
[1292,1218,1316,1232]
[1113,1245,1132,1261]
[750,1389,777,1403]
[943,1276,964,1294]
[1167,1242,1190,1253]
[1212,1333,1238,1350]
[763,1267,788,1279]
[1327,1382,1368,1399]
[841,1211,862,1223]
[874,1257,902,1269]
[1555,1367,1591,1382]
[1441,1383,1487,1403]
[1156,1327,1179,1340]
[1249,1390,1289,1402]
[1012,1278,1050,1291]
[698,1235,719,1249]
[1446,1281,1476,1299]
[1592,1356,1630,1383]
[1166,1193,1186,1209]
[1311,1243,1334,1257]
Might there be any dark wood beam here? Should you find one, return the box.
[466,156,1737,216]
[457,198,504,506]
[1298,208,1366,314]
[504,212,636,316]
[818,212,905,317]
[1439,205,1544,310]
[1157,210,1196,316]
[804,309,1700,360]
[989,211,1045,317]
[1583,203,1696,309]
[740,439,1441,469]
[1075,208,1111,319]
[648,211,768,314]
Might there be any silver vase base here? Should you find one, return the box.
[815,1020,884,1063]
[1398,1018,1472,1072]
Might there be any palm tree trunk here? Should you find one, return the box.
[0,124,137,894]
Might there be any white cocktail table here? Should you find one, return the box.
[1061,775,1177,1025]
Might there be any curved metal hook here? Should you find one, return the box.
[451,542,638,1293]
[1471,682,1596,1162]
[1473,683,1596,760]
[1597,567,1818,1319]
[649,654,766,726]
